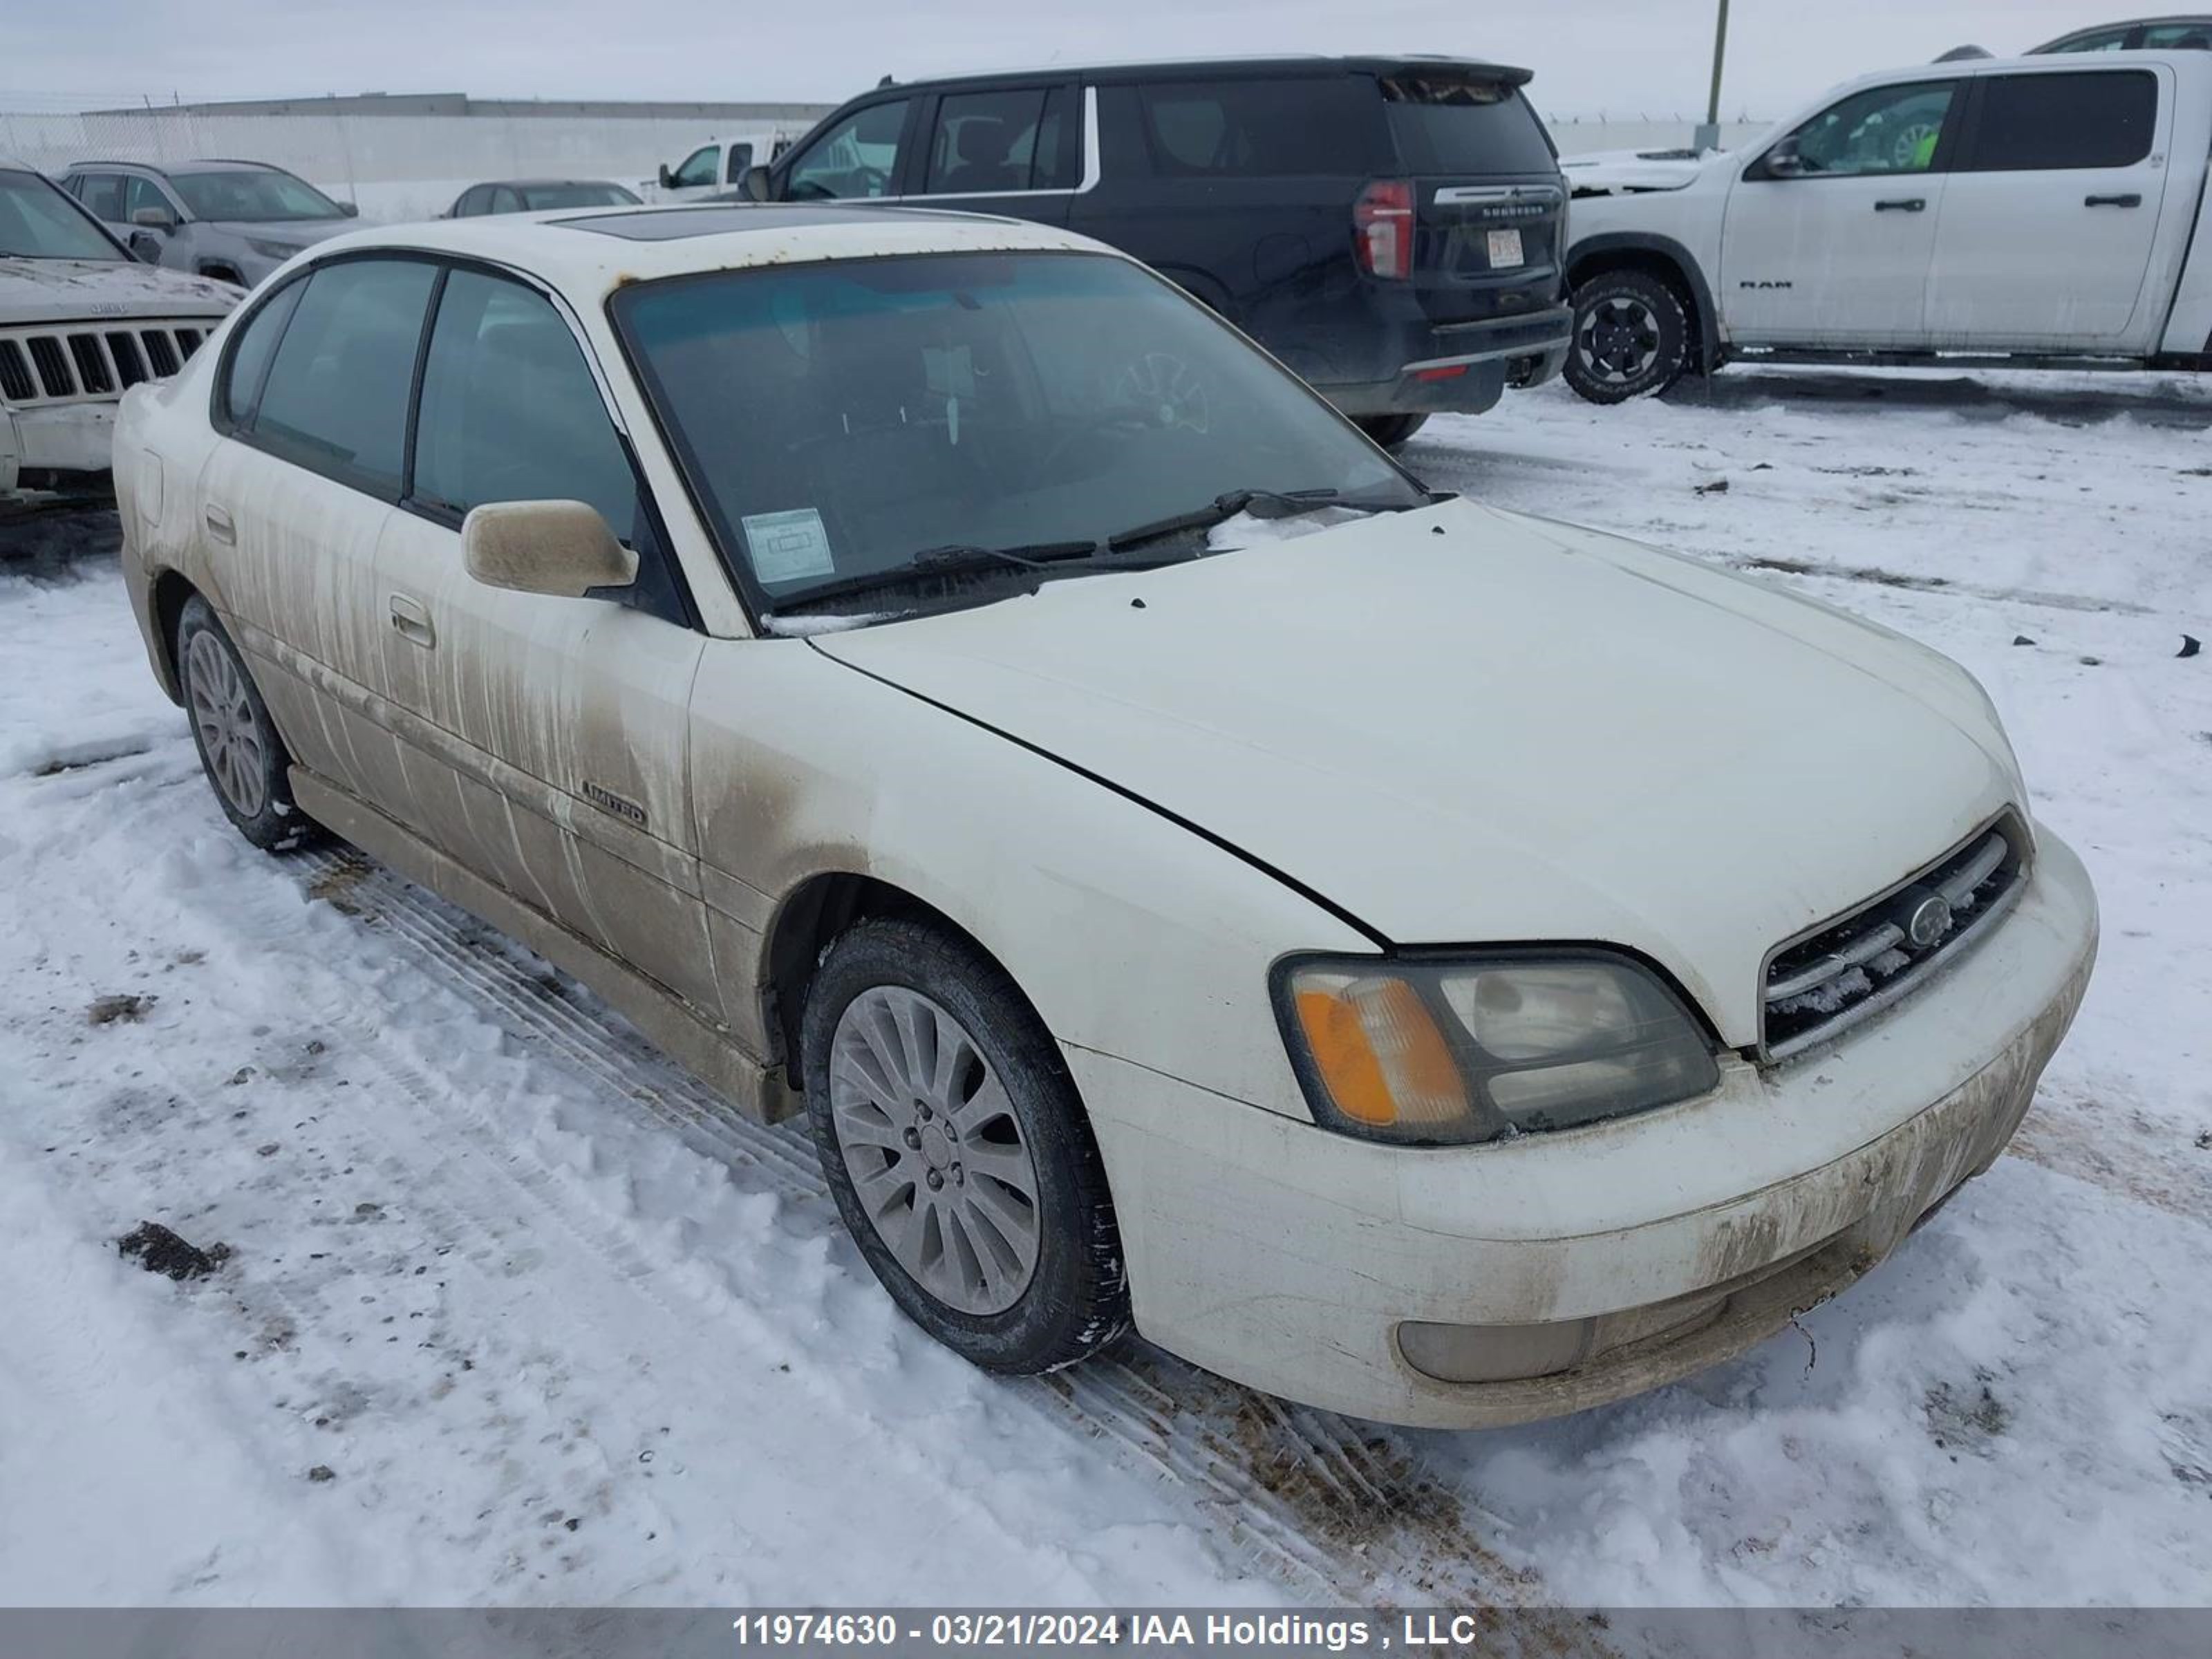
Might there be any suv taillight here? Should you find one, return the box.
[1354,179,1414,280]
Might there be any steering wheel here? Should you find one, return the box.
[1035,408,1159,475]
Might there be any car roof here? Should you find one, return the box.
[274,202,1112,299]
[874,53,1533,91]
[64,158,288,177]
[472,178,631,190]
[1831,46,2212,88]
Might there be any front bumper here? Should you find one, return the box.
[1071,827,2097,1428]
[1,402,116,496]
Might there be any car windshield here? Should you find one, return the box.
[613,251,1423,614]
[0,169,124,261]
[171,169,346,223]
[518,182,639,210]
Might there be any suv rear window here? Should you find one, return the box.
[1380,75,1555,175]
[1135,76,1384,177]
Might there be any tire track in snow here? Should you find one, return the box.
[295,845,1591,1618]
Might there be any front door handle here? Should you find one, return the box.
[1873,198,1927,213]
[388,592,435,649]
[203,503,236,544]
[2086,193,2143,208]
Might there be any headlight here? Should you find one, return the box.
[1275,952,1719,1144]
[248,238,298,261]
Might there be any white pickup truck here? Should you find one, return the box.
[1560,50,2212,400]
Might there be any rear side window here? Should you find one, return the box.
[218,278,306,429]
[1381,75,1556,174]
[250,258,437,496]
[410,270,643,543]
[74,173,124,219]
[925,87,1064,194]
[1135,77,1382,178]
[1964,71,2158,171]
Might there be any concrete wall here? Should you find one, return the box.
[2,103,1770,225]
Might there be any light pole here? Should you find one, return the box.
[1694,0,1731,151]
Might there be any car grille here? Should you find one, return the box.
[1761,814,2030,1062]
[0,321,210,408]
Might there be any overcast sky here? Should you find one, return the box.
[6,2,2133,118]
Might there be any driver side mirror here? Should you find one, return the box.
[741,164,773,203]
[130,204,176,231]
[127,232,163,264]
[659,163,676,190]
[339,201,359,218]
[462,500,638,599]
[1760,139,1808,180]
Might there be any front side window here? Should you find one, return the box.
[2043,26,2134,53]
[1772,80,1958,176]
[250,259,437,495]
[513,181,641,211]
[671,147,720,189]
[2140,23,2212,48]
[0,170,126,260]
[724,145,753,183]
[926,88,1049,194]
[785,100,911,200]
[170,169,348,223]
[613,252,1420,617]
[1136,77,1381,178]
[122,176,171,223]
[1962,71,2159,171]
[411,270,644,542]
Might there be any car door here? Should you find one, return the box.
[1923,66,2170,348]
[776,97,919,202]
[910,83,1082,227]
[374,263,720,1012]
[1719,77,1965,346]
[196,256,435,814]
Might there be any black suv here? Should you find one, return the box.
[735,57,1572,445]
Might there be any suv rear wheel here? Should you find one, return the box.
[1353,413,1430,449]
[1566,270,1689,404]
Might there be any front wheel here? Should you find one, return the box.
[1353,413,1430,449]
[802,917,1130,1374]
[1565,270,1690,404]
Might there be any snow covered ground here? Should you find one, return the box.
[1,368,2207,1613]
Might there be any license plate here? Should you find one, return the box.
[1487,227,1525,268]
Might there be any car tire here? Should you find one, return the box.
[1353,413,1430,449]
[176,596,320,853]
[802,916,1130,1374]
[1566,270,1690,404]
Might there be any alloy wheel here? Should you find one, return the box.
[827,986,1043,1316]
[1577,297,1662,385]
[186,628,268,819]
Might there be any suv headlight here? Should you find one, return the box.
[1275,952,1720,1144]
[247,238,298,261]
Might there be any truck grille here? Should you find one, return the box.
[0,321,212,408]
[1761,815,2029,1062]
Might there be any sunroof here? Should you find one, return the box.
[559,204,937,241]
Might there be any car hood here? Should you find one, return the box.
[811,499,2025,1044]
[1559,148,1715,195]
[0,257,238,325]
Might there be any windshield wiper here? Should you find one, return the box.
[1107,487,1400,553]
[774,539,1105,609]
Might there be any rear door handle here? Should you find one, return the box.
[203,504,236,544]
[388,592,435,649]
[2086,193,2143,208]
[1873,198,1927,213]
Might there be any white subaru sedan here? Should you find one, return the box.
[113,205,2097,1428]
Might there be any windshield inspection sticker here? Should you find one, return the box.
[741,508,837,585]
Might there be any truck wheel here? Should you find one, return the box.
[176,596,320,853]
[1566,271,1689,404]
[1353,413,1430,449]
[802,916,1130,1375]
